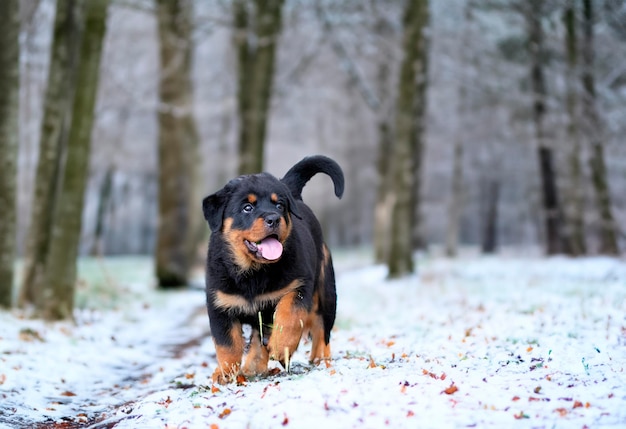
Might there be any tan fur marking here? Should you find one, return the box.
[270,193,278,203]
[319,244,330,286]
[212,322,244,384]
[242,328,269,376]
[213,280,302,315]
[268,286,308,366]
[223,217,257,271]
[247,194,257,204]
[307,312,331,364]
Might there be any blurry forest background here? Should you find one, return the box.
[1,0,625,319]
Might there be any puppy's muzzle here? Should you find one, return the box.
[264,214,281,230]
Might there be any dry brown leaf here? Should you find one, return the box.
[443,384,458,395]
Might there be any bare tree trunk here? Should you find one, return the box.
[155,0,199,287]
[373,120,392,264]
[234,0,285,175]
[581,0,619,254]
[372,14,393,263]
[387,0,429,278]
[0,0,20,308]
[562,2,586,256]
[36,0,109,320]
[526,1,565,255]
[20,0,84,308]
[90,165,114,256]
[446,141,463,257]
[410,5,429,252]
[481,180,499,254]
[446,0,474,258]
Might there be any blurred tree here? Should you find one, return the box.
[20,0,84,309]
[155,0,200,287]
[445,0,474,257]
[0,0,20,308]
[234,0,285,175]
[525,0,567,255]
[387,0,429,278]
[90,165,114,256]
[371,10,394,264]
[481,181,500,253]
[36,0,110,320]
[562,1,586,256]
[581,0,619,254]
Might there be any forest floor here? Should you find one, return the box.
[1,249,625,428]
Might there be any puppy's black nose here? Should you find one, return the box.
[264,214,280,228]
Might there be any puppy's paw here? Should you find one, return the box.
[211,364,240,385]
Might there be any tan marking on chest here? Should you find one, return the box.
[213,279,302,315]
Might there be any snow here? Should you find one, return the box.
[1,252,626,428]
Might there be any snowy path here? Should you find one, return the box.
[1,253,626,428]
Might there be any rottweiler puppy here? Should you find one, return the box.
[202,155,344,384]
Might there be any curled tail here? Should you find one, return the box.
[281,155,344,200]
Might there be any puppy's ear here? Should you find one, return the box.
[285,190,302,220]
[202,191,226,232]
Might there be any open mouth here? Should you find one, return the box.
[244,235,283,261]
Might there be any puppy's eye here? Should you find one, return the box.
[276,203,284,211]
[242,203,254,213]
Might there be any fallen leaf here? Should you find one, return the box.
[218,408,231,419]
[60,391,76,397]
[514,411,529,420]
[555,408,568,417]
[368,356,377,368]
[281,414,289,426]
[19,328,44,342]
[0,374,6,385]
[407,410,415,417]
[573,401,583,409]
[443,384,458,395]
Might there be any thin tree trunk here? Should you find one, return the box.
[410,7,429,252]
[0,0,20,308]
[446,0,474,258]
[373,120,392,264]
[481,180,499,254]
[155,0,199,287]
[562,2,586,256]
[387,0,429,278]
[446,141,463,257]
[235,0,285,175]
[581,0,619,254]
[373,15,393,263]
[37,0,109,320]
[526,1,565,255]
[20,0,84,308]
[90,165,114,256]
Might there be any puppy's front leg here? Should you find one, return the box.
[268,290,308,368]
[209,310,244,384]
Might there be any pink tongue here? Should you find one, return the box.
[257,237,283,260]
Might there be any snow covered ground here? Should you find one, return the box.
[1,251,625,428]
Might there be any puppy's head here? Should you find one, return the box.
[203,173,300,270]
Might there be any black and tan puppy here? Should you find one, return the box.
[202,155,344,384]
